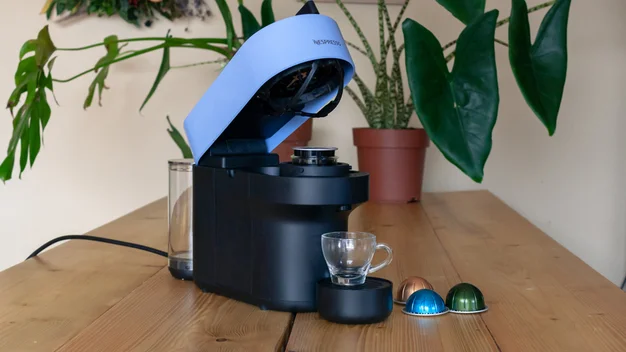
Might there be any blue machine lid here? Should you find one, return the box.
[183,7,355,164]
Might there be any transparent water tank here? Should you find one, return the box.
[168,159,194,280]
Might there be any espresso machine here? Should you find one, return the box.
[183,1,370,312]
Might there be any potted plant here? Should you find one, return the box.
[0,0,310,182]
[0,0,571,186]
[336,0,570,203]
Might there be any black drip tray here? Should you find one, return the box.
[316,277,393,324]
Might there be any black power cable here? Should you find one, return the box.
[26,235,168,260]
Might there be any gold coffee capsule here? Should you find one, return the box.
[394,276,434,304]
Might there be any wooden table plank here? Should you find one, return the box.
[0,198,168,352]
[57,268,293,352]
[286,202,499,352]
[421,191,626,352]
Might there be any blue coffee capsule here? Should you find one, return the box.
[402,289,449,316]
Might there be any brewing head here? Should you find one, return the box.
[291,146,338,166]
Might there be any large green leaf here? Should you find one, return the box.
[1,26,56,182]
[509,0,571,136]
[403,10,499,183]
[261,0,274,27]
[140,40,170,112]
[239,4,261,40]
[436,0,486,25]
[166,116,192,159]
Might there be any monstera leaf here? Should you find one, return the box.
[436,0,486,25]
[509,0,571,136]
[1,26,55,182]
[403,10,499,183]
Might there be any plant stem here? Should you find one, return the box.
[442,40,457,51]
[54,41,232,83]
[57,37,228,52]
[445,51,455,63]
[53,44,166,83]
[495,38,509,47]
[171,59,227,69]
[441,0,556,51]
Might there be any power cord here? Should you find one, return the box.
[26,235,168,260]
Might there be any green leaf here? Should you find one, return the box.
[35,26,57,68]
[47,56,57,71]
[403,10,500,183]
[261,0,275,27]
[19,119,30,176]
[0,152,15,182]
[20,40,38,60]
[84,68,108,109]
[46,1,55,19]
[56,1,66,15]
[509,0,571,136]
[29,102,42,167]
[15,57,37,85]
[44,57,57,92]
[38,95,52,131]
[84,35,119,109]
[8,105,32,156]
[7,74,35,111]
[140,42,170,112]
[436,0,486,25]
[215,0,237,50]
[166,116,193,159]
[119,0,139,26]
[239,5,262,40]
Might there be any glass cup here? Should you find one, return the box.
[168,159,194,280]
[321,232,393,286]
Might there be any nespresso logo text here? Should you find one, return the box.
[313,39,342,46]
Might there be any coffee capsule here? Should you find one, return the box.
[394,276,434,304]
[445,283,488,314]
[402,289,449,316]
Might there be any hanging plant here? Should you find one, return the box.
[40,0,212,27]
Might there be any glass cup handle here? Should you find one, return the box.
[368,243,393,274]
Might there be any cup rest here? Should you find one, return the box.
[316,277,393,325]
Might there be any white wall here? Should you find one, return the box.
[1,1,625,285]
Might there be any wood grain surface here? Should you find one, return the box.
[421,191,626,352]
[0,198,168,352]
[58,268,293,352]
[286,203,499,352]
[2,191,626,352]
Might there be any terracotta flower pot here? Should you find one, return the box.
[272,119,313,162]
[353,128,429,203]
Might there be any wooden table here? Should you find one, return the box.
[1,191,625,351]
